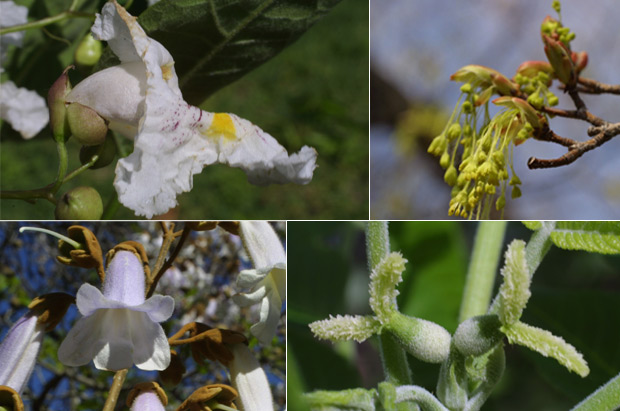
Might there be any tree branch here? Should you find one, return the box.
[577,77,620,95]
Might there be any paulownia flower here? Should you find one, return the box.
[58,249,175,371]
[233,221,285,344]
[66,0,317,218]
[229,343,274,411]
[0,1,49,139]
[126,382,168,411]
[0,313,44,393]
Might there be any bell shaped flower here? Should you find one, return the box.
[229,343,274,411]
[0,313,44,393]
[58,249,175,371]
[0,1,49,139]
[66,0,317,218]
[233,221,285,344]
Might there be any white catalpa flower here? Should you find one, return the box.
[66,0,317,218]
[0,313,44,393]
[229,343,274,411]
[58,250,175,371]
[233,221,285,344]
[0,0,49,139]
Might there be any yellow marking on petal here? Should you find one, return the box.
[203,113,237,141]
[161,64,173,81]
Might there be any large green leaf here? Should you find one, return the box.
[549,222,620,255]
[134,0,341,105]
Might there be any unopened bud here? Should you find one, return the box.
[67,102,108,146]
[55,186,103,220]
[453,315,503,356]
[444,165,458,186]
[75,34,102,68]
[79,137,116,169]
[543,34,576,87]
[384,312,451,363]
[572,51,588,73]
[47,66,73,141]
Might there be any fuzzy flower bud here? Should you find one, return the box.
[66,102,108,146]
[55,186,104,220]
[384,312,451,364]
[47,66,73,141]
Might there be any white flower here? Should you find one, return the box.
[233,221,285,344]
[58,250,175,371]
[0,313,44,393]
[0,1,49,139]
[229,343,274,411]
[67,0,317,218]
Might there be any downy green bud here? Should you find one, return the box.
[55,186,103,220]
[384,311,451,363]
[453,315,503,357]
[67,102,108,146]
[47,66,73,141]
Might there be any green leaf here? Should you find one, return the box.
[134,0,341,105]
[522,221,542,230]
[549,222,620,254]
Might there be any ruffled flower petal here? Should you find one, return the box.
[251,288,282,345]
[236,267,271,289]
[0,81,49,139]
[232,283,268,307]
[93,309,134,371]
[68,1,317,217]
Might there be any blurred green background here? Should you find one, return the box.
[0,0,368,219]
[287,221,620,410]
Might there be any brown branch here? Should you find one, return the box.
[102,369,128,411]
[577,77,620,95]
[527,122,620,169]
[533,125,576,148]
[146,223,190,298]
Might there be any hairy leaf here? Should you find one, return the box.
[522,221,542,230]
[549,222,620,254]
[133,0,341,105]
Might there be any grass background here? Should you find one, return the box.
[0,0,368,220]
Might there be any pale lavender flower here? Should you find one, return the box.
[58,250,175,371]
[229,343,274,411]
[0,313,44,393]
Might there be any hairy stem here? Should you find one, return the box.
[524,221,555,277]
[570,372,620,411]
[366,222,413,410]
[102,369,128,411]
[459,222,507,323]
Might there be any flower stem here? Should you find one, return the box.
[524,221,555,278]
[459,222,507,323]
[570,372,620,411]
[0,10,94,36]
[102,369,128,411]
[365,222,413,410]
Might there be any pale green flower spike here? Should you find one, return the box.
[495,239,589,377]
[309,315,381,343]
[498,240,530,325]
[502,322,589,377]
[369,252,407,324]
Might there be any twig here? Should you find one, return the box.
[528,122,620,169]
[102,369,128,411]
[146,223,190,298]
[577,77,620,95]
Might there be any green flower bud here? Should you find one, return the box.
[447,123,462,140]
[460,83,472,93]
[67,102,108,146]
[385,312,451,364]
[511,185,522,199]
[462,101,473,114]
[444,165,458,186]
[47,66,73,141]
[496,194,506,210]
[428,135,447,157]
[79,137,117,169]
[453,315,503,357]
[75,33,103,68]
[55,186,103,220]
[463,124,473,137]
[509,175,522,185]
[440,151,451,169]
[547,94,559,106]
